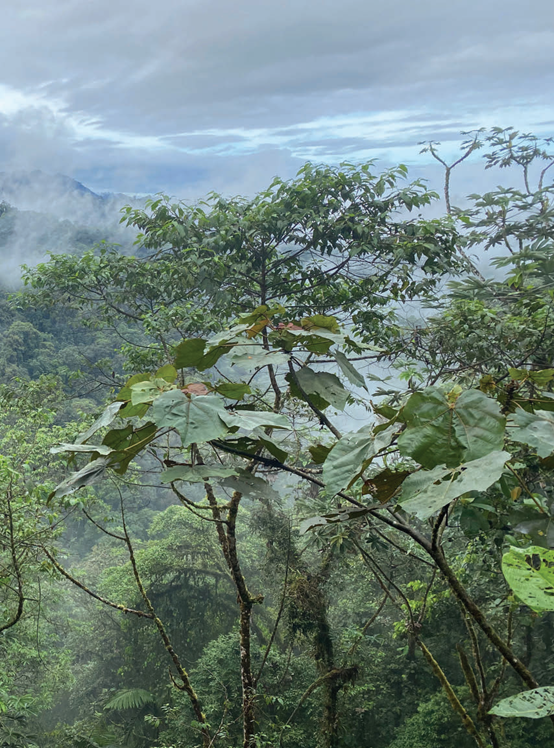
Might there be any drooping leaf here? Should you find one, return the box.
[50,443,114,456]
[152,390,229,448]
[220,472,279,501]
[322,430,374,496]
[399,451,511,519]
[103,422,158,474]
[53,458,111,499]
[502,545,554,612]
[334,351,367,390]
[397,387,506,468]
[161,465,239,483]
[509,409,554,458]
[294,367,348,411]
[489,687,554,719]
[174,338,207,368]
[76,402,124,444]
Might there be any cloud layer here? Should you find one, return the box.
[1,0,553,195]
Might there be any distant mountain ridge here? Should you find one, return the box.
[0,171,142,286]
[0,170,140,226]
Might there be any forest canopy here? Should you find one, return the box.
[2,128,554,748]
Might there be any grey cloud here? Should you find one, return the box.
[0,0,552,197]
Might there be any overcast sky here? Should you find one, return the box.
[1,0,553,198]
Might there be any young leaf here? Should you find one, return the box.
[502,545,554,612]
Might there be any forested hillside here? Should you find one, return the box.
[1,128,554,748]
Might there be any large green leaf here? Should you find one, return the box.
[161,465,239,483]
[220,409,290,431]
[322,426,396,496]
[489,687,554,719]
[294,367,348,411]
[174,338,207,368]
[220,472,279,501]
[399,451,510,519]
[152,391,229,448]
[397,387,506,468]
[510,409,554,458]
[502,546,554,612]
[228,344,289,371]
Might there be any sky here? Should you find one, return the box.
[1,0,553,199]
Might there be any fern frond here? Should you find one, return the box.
[104,689,155,711]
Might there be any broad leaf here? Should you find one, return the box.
[220,472,279,501]
[510,409,554,458]
[174,338,207,368]
[334,351,367,390]
[398,387,506,468]
[502,546,554,612]
[322,425,396,497]
[152,391,229,448]
[220,409,290,431]
[161,465,239,483]
[364,468,410,502]
[228,344,289,370]
[309,443,333,464]
[214,382,251,399]
[489,687,554,719]
[294,367,348,411]
[399,451,510,519]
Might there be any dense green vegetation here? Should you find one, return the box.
[2,128,554,748]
